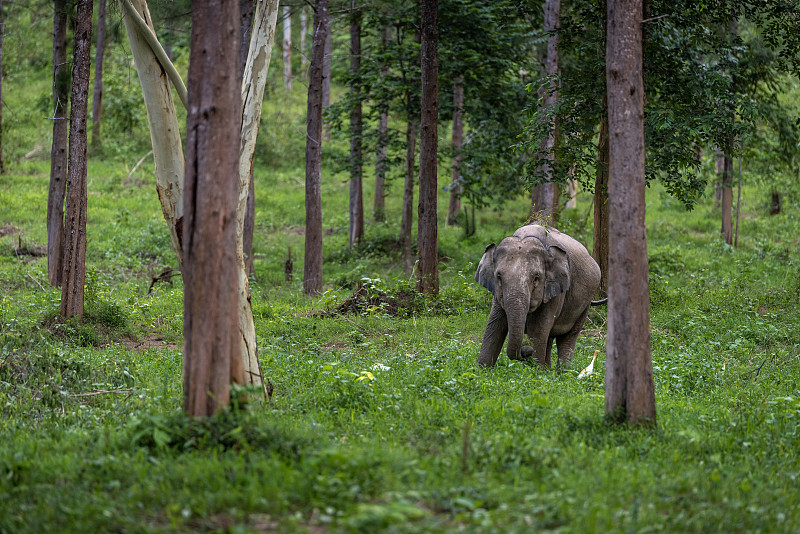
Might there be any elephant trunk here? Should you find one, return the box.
[504,291,530,361]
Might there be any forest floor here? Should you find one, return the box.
[2,151,800,532]
[1,37,800,531]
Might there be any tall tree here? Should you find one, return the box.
[282,3,292,91]
[417,0,439,295]
[241,0,256,275]
[604,0,656,426]
[529,0,560,222]
[183,0,243,417]
[0,0,4,174]
[593,93,609,297]
[60,0,93,319]
[321,17,331,139]
[303,0,328,295]
[373,23,391,222]
[91,0,107,149]
[446,77,464,226]
[348,6,363,249]
[47,0,70,287]
[300,6,308,75]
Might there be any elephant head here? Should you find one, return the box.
[474,234,570,361]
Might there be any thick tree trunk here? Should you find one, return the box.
[401,120,417,275]
[48,0,69,287]
[60,0,93,320]
[348,10,363,249]
[241,0,256,276]
[304,0,328,295]
[529,0,561,223]
[721,151,733,244]
[183,0,244,417]
[593,94,609,297]
[300,6,308,75]
[417,0,439,295]
[91,0,106,149]
[282,4,292,92]
[446,77,464,226]
[373,24,390,222]
[604,0,656,426]
[119,0,185,272]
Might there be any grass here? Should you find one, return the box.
[3,9,800,532]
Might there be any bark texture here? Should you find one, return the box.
[91,0,106,149]
[119,0,185,272]
[348,10,363,249]
[417,0,439,295]
[446,77,464,226]
[304,0,328,295]
[282,4,292,91]
[237,0,279,394]
[241,0,256,276]
[604,0,656,426]
[60,0,93,319]
[529,0,561,222]
[593,95,609,297]
[183,0,244,417]
[48,0,70,287]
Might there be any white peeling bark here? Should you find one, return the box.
[119,0,185,272]
[237,0,280,395]
[121,0,279,399]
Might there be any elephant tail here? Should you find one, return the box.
[590,298,608,306]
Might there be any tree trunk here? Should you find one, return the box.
[529,0,561,223]
[348,8,363,249]
[0,0,4,174]
[321,17,331,140]
[60,0,93,320]
[417,0,439,295]
[604,0,656,426]
[48,0,70,287]
[282,4,292,92]
[91,0,106,149]
[237,0,279,394]
[721,151,733,244]
[593,93,609,297]
[241,0,256,276]
[300,6,308,76]
[119,0,186,273]
[566,177,577,209]
[183,0,244,417]
[373,24,390,222]
[446,77,464,226]
[401,120,417,275]
[304,0,328,296]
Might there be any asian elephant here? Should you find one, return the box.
[474,224,605,368]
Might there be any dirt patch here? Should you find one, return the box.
[0,224,21,237]
[122,334,181,352]
[319,285,423,318]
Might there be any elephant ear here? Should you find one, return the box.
[474,243,497,294]
[544,243,570,303]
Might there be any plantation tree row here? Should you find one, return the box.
[15,0,796,420]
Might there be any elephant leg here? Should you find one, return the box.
[477,299,508,367]
[526,315,556,368]
[555,307,589,367]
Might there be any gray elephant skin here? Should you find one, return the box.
[474,224,603,368]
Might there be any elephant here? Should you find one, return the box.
[474,224,605,368]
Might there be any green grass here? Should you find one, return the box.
[3,10,800,532]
